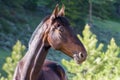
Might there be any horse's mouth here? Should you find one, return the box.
[73,52,86,64]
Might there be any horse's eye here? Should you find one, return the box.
[58,26,64,32]
[57,24,61,27]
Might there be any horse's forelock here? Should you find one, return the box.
[54,16,70,26]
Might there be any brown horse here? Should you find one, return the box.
[13,5,87,80]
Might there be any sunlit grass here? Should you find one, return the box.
[92,17,120,47]
[93,17,120,33]
[103,20,120,32]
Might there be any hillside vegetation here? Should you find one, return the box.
[0,0,120,50]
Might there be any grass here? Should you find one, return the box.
[91,17,120,48]
[103,20,120,32]
[93,18,120,33]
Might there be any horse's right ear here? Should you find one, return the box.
[50,4,59,20]
[58,4,65,16]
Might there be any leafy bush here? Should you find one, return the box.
[0,40,25,80]
[62,24,120,80]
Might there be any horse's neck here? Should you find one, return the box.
[20,25,50,80]
[21,43,49,80]
[29,43,50,80]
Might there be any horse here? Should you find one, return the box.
[13,4,87,80]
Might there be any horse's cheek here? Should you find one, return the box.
[48,32,62,49]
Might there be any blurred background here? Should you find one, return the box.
[0,0,120,80]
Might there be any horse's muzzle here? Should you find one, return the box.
[73,52,87,64]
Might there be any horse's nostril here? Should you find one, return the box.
[81,53,84,58]
[79,52,83,58]
[73,52,87,64]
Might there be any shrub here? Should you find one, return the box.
[0,40,25,80]
[62,24,120,80]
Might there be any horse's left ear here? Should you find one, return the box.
[58,4,65,16]
[50,4,59,20]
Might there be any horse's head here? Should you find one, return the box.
[44,5,87,64]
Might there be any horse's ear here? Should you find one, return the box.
[50,4,59,20]
[58,4,65,16]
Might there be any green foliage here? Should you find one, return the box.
[0,1,40,49]
[0,41,25,80]
[1,0,26,8]
[62,24,120,80]
[0,0,120,50]
[92,0,116,19]
[23,0,39,10]
[62,0,89,34]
